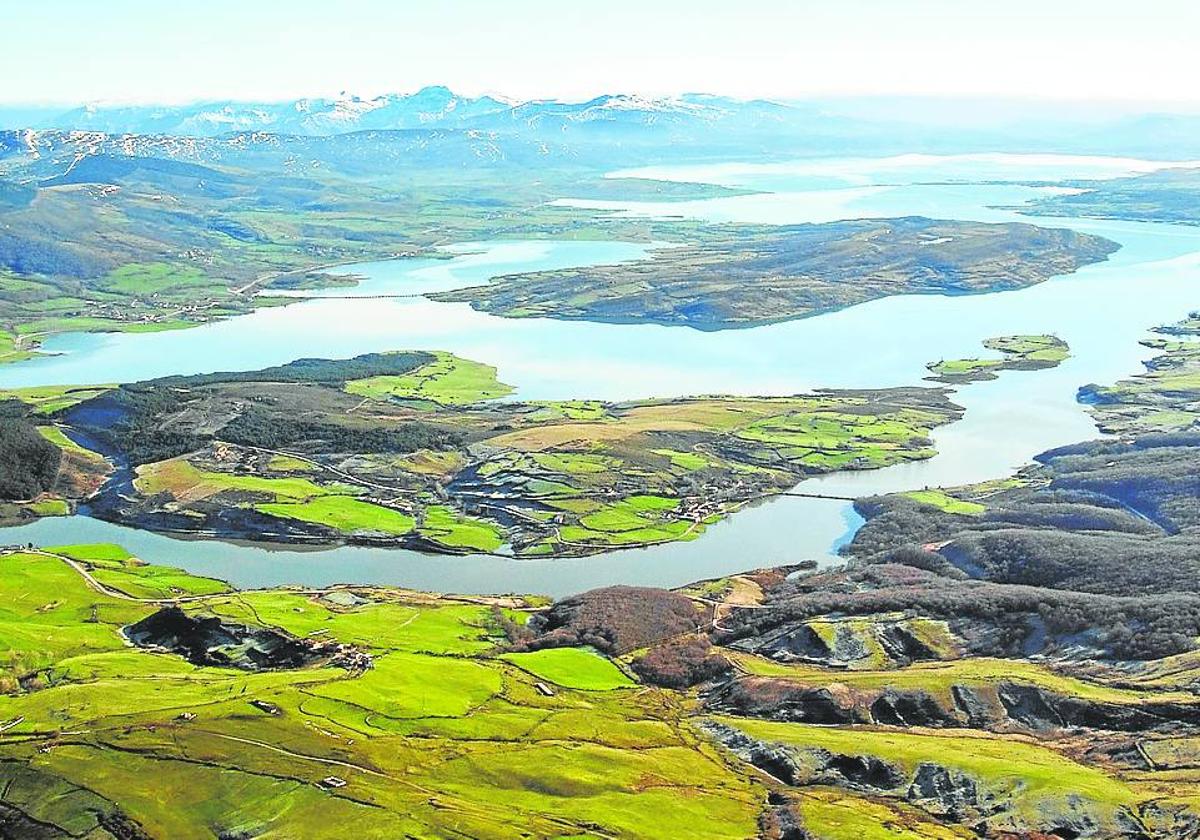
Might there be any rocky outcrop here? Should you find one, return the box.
[1141,801,1200,839]
[870,689,958,728]
[704,679,864,725]
[906,763,1001,824]
[703,721,1153,839]
[950,684,1005,729]
[729,615,947,670]
[124,607,368,672]
[742,624,832,662]
[708,677,961,729]
[705,673,1200,736]
[996,681,1067,729]
[757,793,809,840]
[702,722,903,790]
[998,683,1200,734]
[877,623,940,664]
[818,751,905,789]
[701,721,806,785]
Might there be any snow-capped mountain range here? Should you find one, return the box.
[6,88,1200,166]
[16,87,795,138]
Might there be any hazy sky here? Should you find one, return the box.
[2,0,1196,106]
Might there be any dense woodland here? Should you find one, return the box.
[71,354,460,465]
[717,563,1200,661]
[0,401,60,500]
[145,352,433,388]
[631,636,733,688]
[849,435,1200,599]
[514,586,708,655]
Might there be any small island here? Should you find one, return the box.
[925,334,1070,384]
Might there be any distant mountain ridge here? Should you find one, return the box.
[12,86,803,138]
[4,87,1200,167]
[0,90,876,177]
